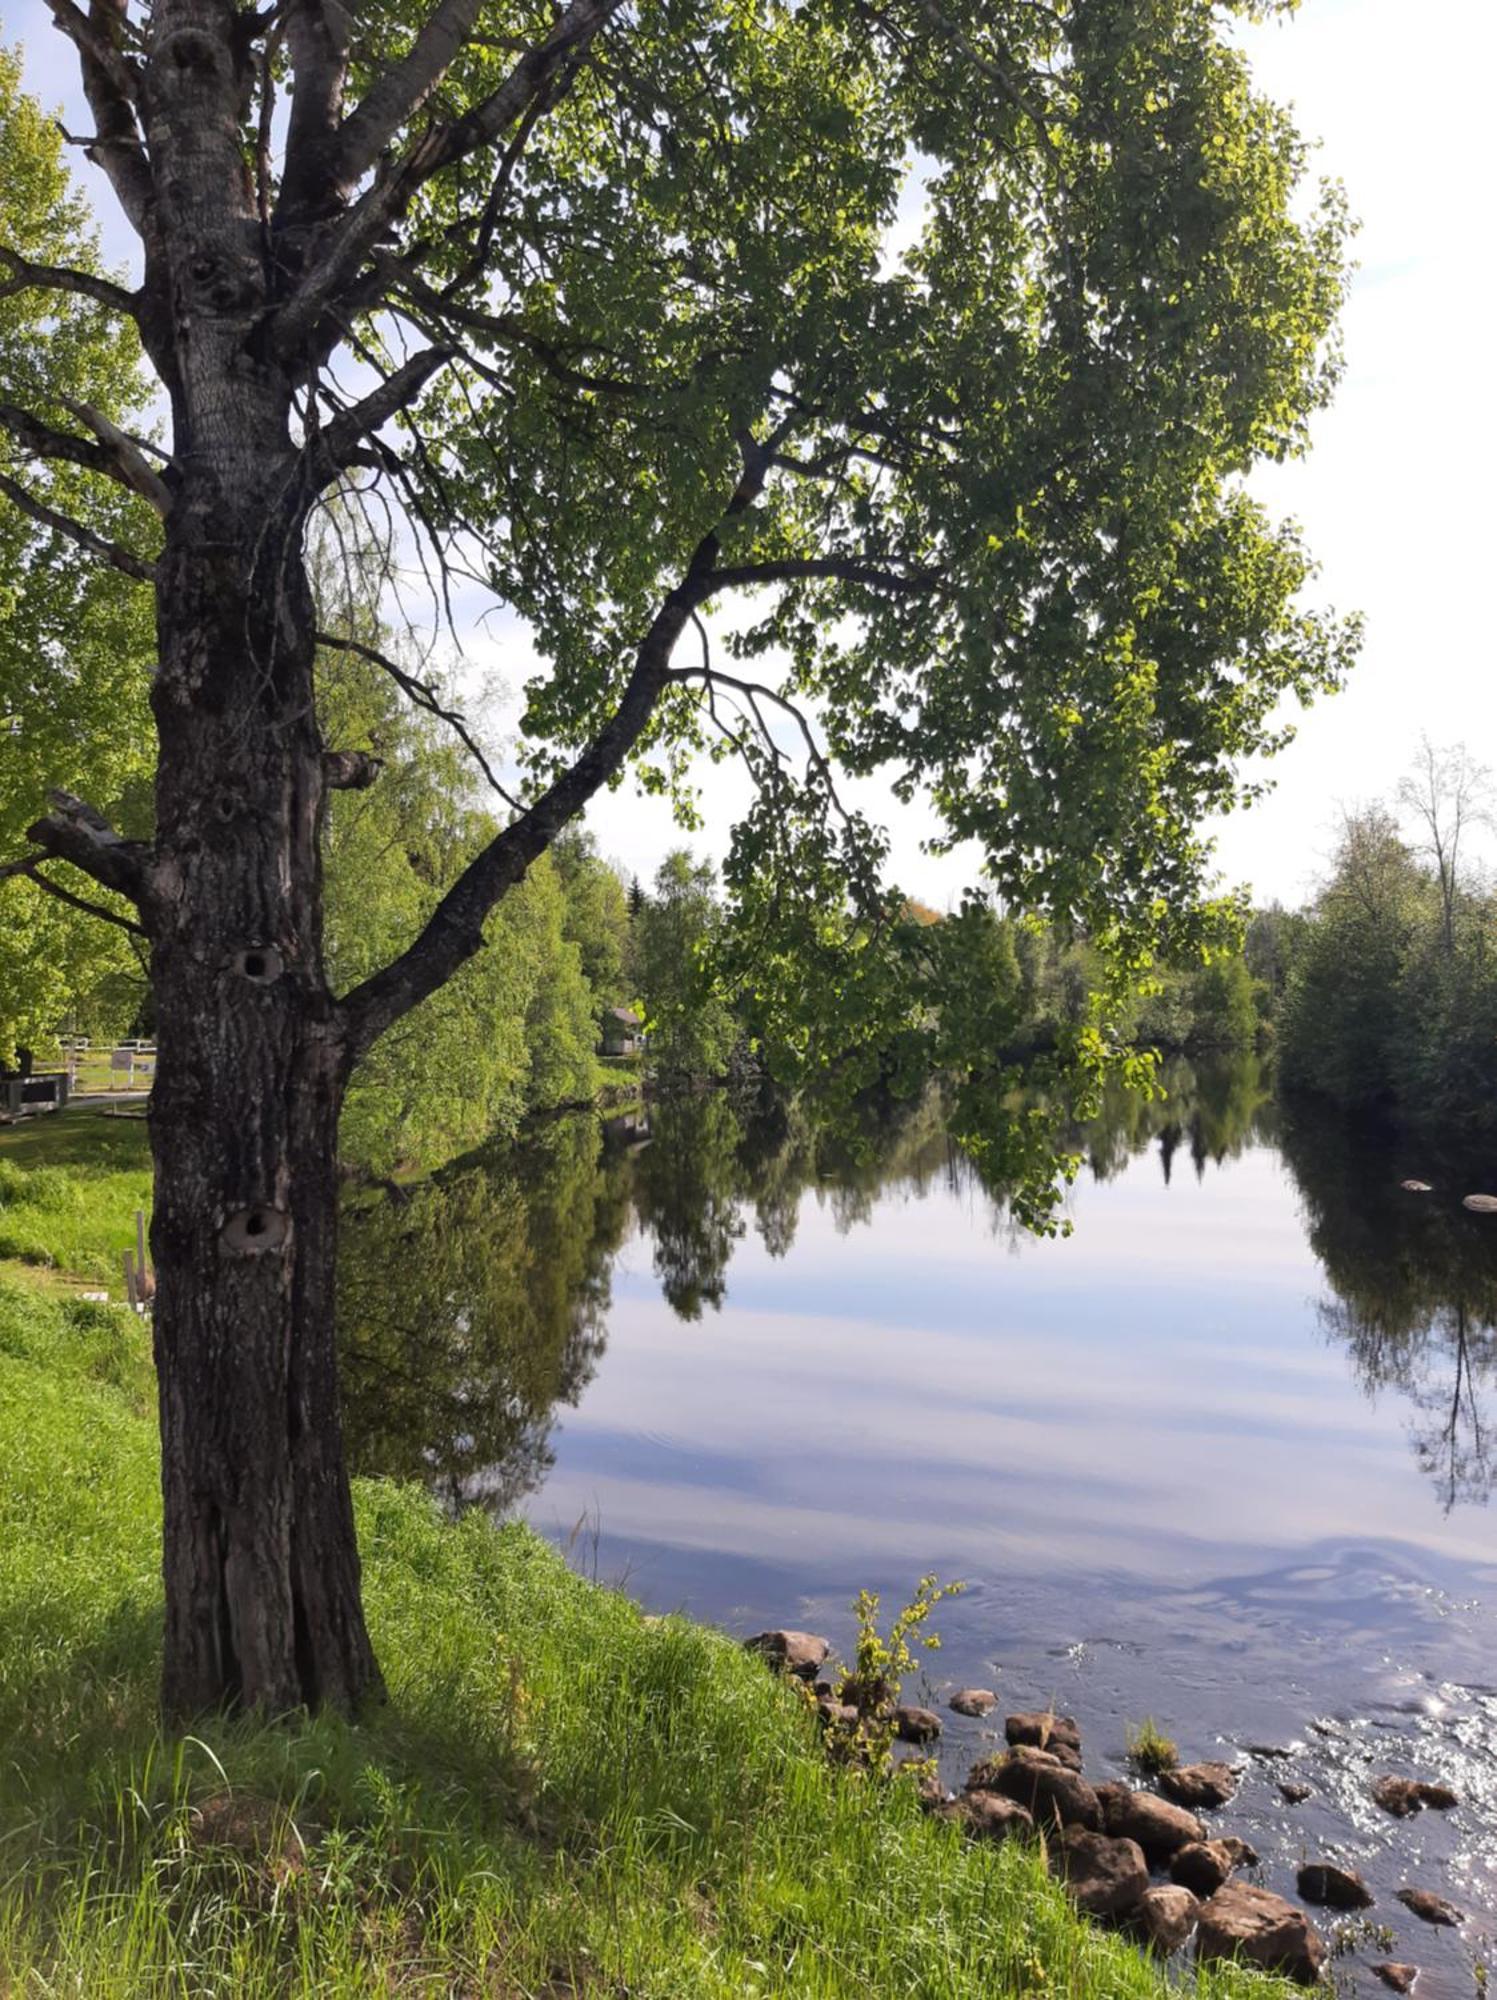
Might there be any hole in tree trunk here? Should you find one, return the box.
[234,945,284,984]
[220,1206,290,1255]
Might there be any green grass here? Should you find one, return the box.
[0,1275,1298,2000]
[0,1109,152,1286]
[1125,1719,1180,1777]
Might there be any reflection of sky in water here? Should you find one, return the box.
[529,1144,1495,1586]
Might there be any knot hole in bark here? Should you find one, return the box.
[235,945,284,985]
[215,792,241,822]
[221,1207,289,1255]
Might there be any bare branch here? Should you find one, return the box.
[61,400,172,517]
[45,0,154,237]
[0,467,158,581]
[0,853,149,937]
[666,659,853,825]
[309,345,453,482]
[0,247,139,317]
[314,627,518,808]
[0,400,169,519]
[23,789,150,904]
[0,401,120,480]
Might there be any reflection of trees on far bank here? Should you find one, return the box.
[1071,1054,1277,1188]
[338,1055,1494,1521]
[1277,1097,1497,1511]
[335,1062,1279,1505]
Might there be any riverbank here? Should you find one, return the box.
[0,1233,1303,1996]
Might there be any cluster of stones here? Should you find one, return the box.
[745,1634,1466,1992]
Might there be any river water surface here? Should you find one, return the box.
[340,1061,1497,1997]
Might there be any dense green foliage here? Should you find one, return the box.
[0,1272,1300,1999]
[1276,790,1497,1141]
[0,52,154,1057]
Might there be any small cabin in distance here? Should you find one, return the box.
[599,1006,644,1057]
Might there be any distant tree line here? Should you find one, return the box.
[1271,739,1496,1143]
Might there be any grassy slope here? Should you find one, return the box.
[0,1159,1294,1998]
[0,1110,152,1286]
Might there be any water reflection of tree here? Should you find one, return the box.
[630,1093,748,1317]
[1058,1052,1276,1187]
[1277,1099,1497,1510]
[338,1116,630,1505]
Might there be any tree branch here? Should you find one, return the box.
[61,398,173,518]
[328,0,485,193]
[700,556,942,598]
[0,246,139,316]
[278,0,352,222]
[0,468,158,581]
[339,586,693,1059]
[273,0,621,359]
[0,399,171,519]
[45,0,154,237]
[23,790,150,904]
[0,854,149,937]
[0,401,120,481]
[384,0,624,190]
[309,345,453,483]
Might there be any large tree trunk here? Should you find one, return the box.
[147,463,380,1718]
[129,0,381,1718]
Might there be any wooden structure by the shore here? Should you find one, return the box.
[0,1072,70,1119]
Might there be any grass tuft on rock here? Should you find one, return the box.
[0,1272,1294,1997]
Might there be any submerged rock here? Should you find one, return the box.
[1132,1883,1199,1957]
[1159,1761,1240,1809]
[1396,1887,1464,1927]
[973,1746,1101,1831]
[1297,1862,1373,1910]
[1372,1775,1459,1818]
[894,1704,942,1744]
[745,1630,830,1678]
[1371,1965,1419,1994]
[1096,1783,1204,1860]
[1278,1781,1312,1804]
[948,1687,997,1718]
[1051,1824,1149,1919]
[1196,1883,1325,1987]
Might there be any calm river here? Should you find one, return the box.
[340,1060,1497,1996]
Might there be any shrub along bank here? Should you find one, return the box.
[0,1264,1298,1999]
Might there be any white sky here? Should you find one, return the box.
[11,0,1496,908]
